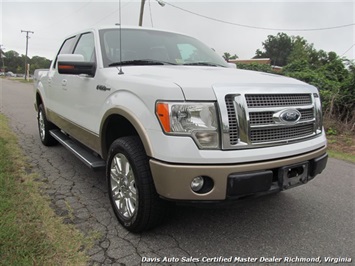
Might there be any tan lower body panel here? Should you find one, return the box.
[46,108,101,155]
[149,146,327,201]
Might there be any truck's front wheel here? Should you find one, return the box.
[107,136,167,233]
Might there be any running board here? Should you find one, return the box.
[50,129,106,170]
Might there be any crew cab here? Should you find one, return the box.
[34,25,328,232]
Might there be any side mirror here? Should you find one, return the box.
[57,54,96,76]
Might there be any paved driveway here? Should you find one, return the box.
[1,78,354,265]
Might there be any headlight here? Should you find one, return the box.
[156,102,220,149]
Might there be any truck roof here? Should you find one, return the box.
[65,24,186,39]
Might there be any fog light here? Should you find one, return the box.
[194,131,219,149]
[191,176,204,192]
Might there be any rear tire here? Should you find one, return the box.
[107,136,168,233]
[38,104,58,146]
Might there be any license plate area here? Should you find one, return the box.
[278,162,309,190]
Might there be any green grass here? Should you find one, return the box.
[17,79,34,83]
[328,149,355,164]
[0,114,93,266]
[0,76,33,83]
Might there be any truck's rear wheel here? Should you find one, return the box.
[107,136,167,233]
[38,104,57,146]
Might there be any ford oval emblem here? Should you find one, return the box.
[279,109,301,123]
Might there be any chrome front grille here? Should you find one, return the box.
[245,94,312,107]
[221,92,319,149]
[299,108,314,121]
[249,112,274,125]
[250,124,314,143]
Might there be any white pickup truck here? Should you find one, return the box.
[34,25,327,232]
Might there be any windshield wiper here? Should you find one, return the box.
[109,59,176,67]
[183,62,224,67]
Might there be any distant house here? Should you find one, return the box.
[228,58,282,72]
[228,58,271,65]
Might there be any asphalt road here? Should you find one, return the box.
[1,78,354,266]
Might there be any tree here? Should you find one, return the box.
[222,52,238,61]
[30,56,51,74]
[287,36,314,64]
[4,50,23,73]
[236,62,274,73]
[3,50,51,74]
[254,33,293,66]
[283,52,353,124]
[254,33,354,125]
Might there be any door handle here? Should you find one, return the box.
[61,79,68,90]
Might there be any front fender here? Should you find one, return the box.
[100,105,155,158]
[97,70,185,159]
[99,86,184,159]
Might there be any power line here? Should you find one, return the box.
[341,43,355,57]
[149,0,154,27]
[38,2,93,34]
[89,0,135,27]
[160,0,355,32]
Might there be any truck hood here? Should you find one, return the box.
[125,65,312,100]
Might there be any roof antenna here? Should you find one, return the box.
[117,0,124,75]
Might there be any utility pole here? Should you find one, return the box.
[0,44,5,73]
[139,0,146,26]
[21,30,34,80]
[139,0,165,26]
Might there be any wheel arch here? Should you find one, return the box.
[100,107,154,160]
[34,90,46,112]
[35,90,44,111]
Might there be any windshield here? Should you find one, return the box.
[99,28,228,68]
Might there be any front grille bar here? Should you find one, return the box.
[245,94,312,107]
[249,108,315,126]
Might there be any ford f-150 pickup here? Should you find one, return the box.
[34,25,328,232]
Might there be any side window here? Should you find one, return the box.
[53,36,76,68]
[74,33,96,62]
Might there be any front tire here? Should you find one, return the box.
[107,136,168,233]
[38,104,57,146]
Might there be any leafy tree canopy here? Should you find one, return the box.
[248,32,354,125]
[254,32,293,66]
[1,50,51,74]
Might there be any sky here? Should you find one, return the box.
[1,0,354,62]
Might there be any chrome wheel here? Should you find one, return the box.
[38,110,46,141]
[107,137,168,232]
[110,153,137,219]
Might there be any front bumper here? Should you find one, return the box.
[149,146,327,201]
